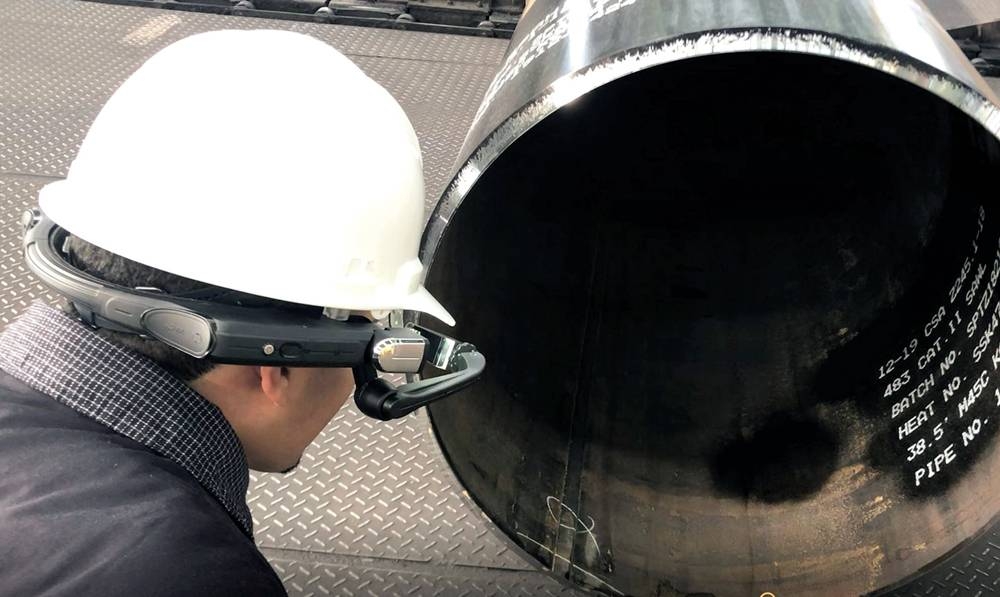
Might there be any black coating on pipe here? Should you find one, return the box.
[423,50,1000,596]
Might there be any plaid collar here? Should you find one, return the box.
[0,302,252,536]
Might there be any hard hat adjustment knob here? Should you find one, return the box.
[21,209,41,233]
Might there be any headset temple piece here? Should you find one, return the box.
[353,326,485,420]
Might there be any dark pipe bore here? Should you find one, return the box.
[424,51,1000,596]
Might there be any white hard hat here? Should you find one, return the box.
[39,29,455,326]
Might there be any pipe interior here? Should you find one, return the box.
[424,52,1000,596]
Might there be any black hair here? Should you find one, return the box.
[62,235,219,382]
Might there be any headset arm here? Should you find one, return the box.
[353,327,485,420]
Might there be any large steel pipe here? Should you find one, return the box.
[417,1,1000,595]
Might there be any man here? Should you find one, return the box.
[0,29,458,595]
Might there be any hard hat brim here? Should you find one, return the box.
[40,179,456,327]
[400,286,456,327]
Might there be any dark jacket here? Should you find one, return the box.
[0,371,286,596]
[0,303,286,597]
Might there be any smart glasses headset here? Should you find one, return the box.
[21,209,484,421]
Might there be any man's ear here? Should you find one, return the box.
[258,366,291,407]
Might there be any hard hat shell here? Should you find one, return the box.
[40,29,455,326]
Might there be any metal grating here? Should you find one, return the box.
[77,0,521,38]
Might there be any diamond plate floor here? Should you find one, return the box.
[924,0,1000,30]
[249,392,532,570]
[0,1,582,595]
[265,554,583,597]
